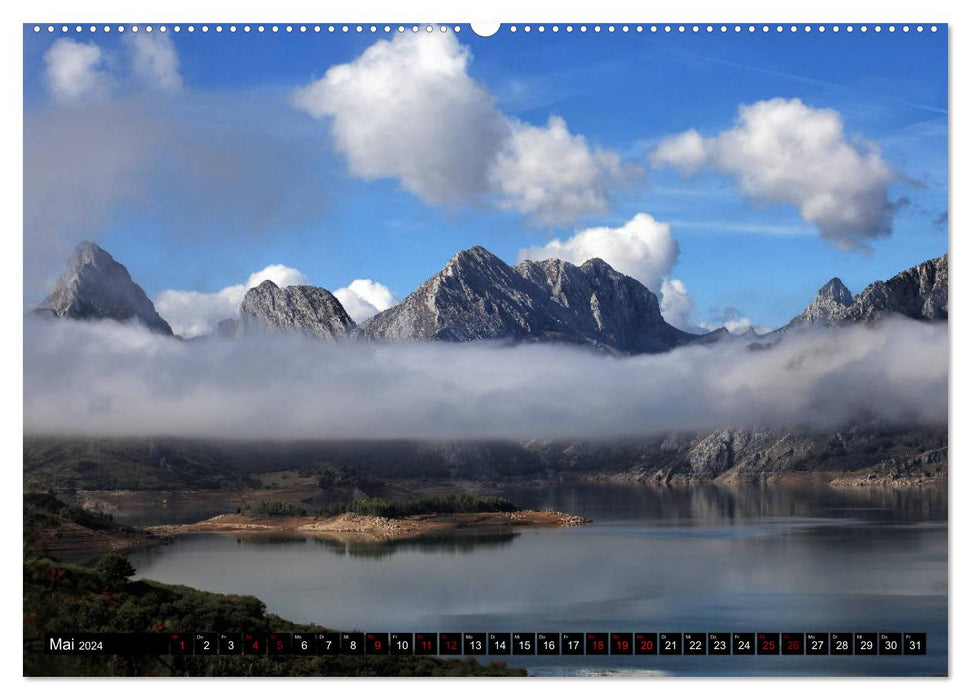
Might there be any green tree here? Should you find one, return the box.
[95,553,135,587]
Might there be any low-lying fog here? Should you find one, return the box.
[23,317,947,440]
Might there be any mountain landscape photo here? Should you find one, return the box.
[22,22,948,680]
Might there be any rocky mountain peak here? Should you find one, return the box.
[361,245,549,343]
[817,277,853,306]
[439,246,520,287]
[788,277,855,328]
[34,241,173,335]
[237,281,355,340]
[254,279,279,292]
[447,245,502,267]
[362,246,691,354]
[579,258,614,275]
[72,240,112,265]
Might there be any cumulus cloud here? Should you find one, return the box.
[124,33,183,93]
[245,264,309,289]
[43,39,112,101]
[491,117,628,225]
[292,31,505,205]
[651,129,707,174]
[650,98,900,251]
[43,34,184,102]
[333,279,400,322]
[293,30,630,225]
[517,213,679,294]
[155,264,310,338]
[659,278,696,331]
[23,317,947,440]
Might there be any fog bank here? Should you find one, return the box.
[23,317,947,440]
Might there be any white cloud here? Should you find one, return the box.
[244,264,309,290]
[651,98,899,251]
[155,286,245,338]
[293,31,630,225]
[292,31,505,205]
[156,264,310,338]
[659,278,695,331]
[125,33,183,93]
[491,116,629,226]
[43,39,111,101]
[516,213,679,294]
[43,35,183,102]
[333,279,400,322]
[651,129,707,174]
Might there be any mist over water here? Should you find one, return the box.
[23,316,947,440]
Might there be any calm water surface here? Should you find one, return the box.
[124,483,947,676]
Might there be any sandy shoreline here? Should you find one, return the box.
[147,509,591,541]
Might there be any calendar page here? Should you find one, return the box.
[22,20,948,679]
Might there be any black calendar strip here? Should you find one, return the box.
[44,632,926,656]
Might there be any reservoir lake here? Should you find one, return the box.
[122,483,947,676]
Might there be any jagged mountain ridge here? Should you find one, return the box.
[237,280,355,340]
[360,246,693,354]
[842,253,948,323]
[784,254,947,332]
[33,241,173,335]
[360,246,552,343]
[34,242,947,350]
[515,257,692,353]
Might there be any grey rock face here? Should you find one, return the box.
[361,246,692,354]
[237,280,355,340]
[360,247,552,343]
[685,428,781,479]
[34,241,173,335]
[516,257,693,354]
[843,254,948,323]
[687,429,737,479]
[786,277,854,329]
[781,253,947,332]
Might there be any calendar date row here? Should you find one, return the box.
[46,631,926,656]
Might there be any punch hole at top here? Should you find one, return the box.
[470,23,501,37]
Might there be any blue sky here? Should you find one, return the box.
[23,24,947,333]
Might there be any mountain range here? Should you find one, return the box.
[31,241,949,353]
